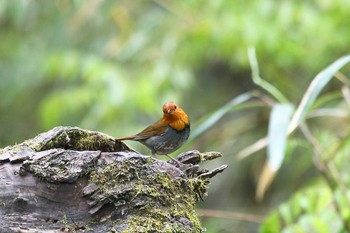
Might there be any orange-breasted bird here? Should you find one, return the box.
[116,102,190,164]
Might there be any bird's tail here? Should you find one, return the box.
[116,135,136,141]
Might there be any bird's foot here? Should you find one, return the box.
[165,154,190,168]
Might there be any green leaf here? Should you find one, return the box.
[255,104,294,200]
[237,136,268,160]
[239,55,350,160]
[189,91,255,140]
[288,55,350,133]
[260,212,281,233]
[248,47,289,103]
[267,104,294,171]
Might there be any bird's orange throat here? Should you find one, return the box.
[168,119,189,131]
[162,108,189,131]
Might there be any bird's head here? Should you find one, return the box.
[162,102,189,130]
[163,102,179,114]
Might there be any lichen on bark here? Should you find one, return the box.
[86,153,203,232]
[0,126,226,233]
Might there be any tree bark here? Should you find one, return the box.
[0,126,227,233]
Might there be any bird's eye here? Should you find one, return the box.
[174,105,177,109]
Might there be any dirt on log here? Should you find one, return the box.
[0,126,227,233]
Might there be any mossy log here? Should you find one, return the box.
[0,126,227,233]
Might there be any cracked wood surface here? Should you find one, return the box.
[0,126,227,233]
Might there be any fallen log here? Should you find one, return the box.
[0,126,227,233]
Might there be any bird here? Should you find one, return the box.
[116,102,190,165]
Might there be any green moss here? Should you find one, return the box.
[1,127,206,231]
[89,160,202,232]
[25,127,114,152]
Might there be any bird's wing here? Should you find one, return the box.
[133,119,167,140]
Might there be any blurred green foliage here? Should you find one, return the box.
[1,1,350,232]
[253,55,350,232]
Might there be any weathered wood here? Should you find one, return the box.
[0,126,227,233]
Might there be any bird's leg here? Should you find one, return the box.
[165,154,184,166]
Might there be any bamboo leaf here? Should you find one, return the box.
[189,91,255,140]
[237,137,268,160]
[267,104,294,171]
[239,55,350,160]
[288,55,350,133]
[248,47,289,103]
[256,104,293,200]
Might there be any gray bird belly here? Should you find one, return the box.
[143,125,190,155]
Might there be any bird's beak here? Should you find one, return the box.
[167,109,173,114]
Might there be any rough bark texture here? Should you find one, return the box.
[0,126,227,233]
